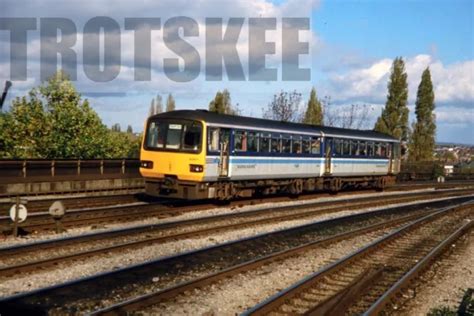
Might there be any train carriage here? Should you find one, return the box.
[140,110,400,200]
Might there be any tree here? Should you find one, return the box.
[303,87,323,125]
[0,71,140,159]
[149,94,163,116]
[209,89,239,115]
[374,57,409,142]
[408,67,436,161]
[166,93,176,112]
[263,90,302,122]
[111,123,121,132]
[126,125,133,133]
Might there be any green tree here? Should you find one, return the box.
[111,123,121,132]
[126,125,133,133]
[263,90,302,122]
[0,72,114,159]
[149,94,163,116]
[374,57,409,142]
[209,89,238,115]
[166,93,176,112]
[303,87,323,125]
[409,67,436,161]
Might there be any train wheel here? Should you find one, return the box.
[376,177,386,191]
[289,179,303,195]
[329,178,342,193]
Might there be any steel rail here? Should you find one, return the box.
[1,193,465,278]
[242,200,474,315]
[1,187,472,233]
[1,197,472,314]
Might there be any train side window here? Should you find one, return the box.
[234,130,247,152]
[350,140,358,156]
[380,143,387,157]
[343,140,350,156]
[166,123,182,149]
[333,139,341,156]
[359,141,367,156]
[271,134,281,153]
[282,135,292,153]
[208,128,220,152]
[247,132,258,152]
[367,142,374,157]
[311,137,321,154]
[292,136,302,154]
[260,133,270,153]
[302,137,310,154]
[375,143,382,157]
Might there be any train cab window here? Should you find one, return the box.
[282,135,292,153]
[208,128,220,152]
[182,123,201,150]
[343,140,350,156]
[359,141,367,156]
[302,137,310,154]
[367,142,375,157]
[166,123,182,149]
[271,135,281,153]
[311,137,321,154]
[234,131,247,152]
[260,133,271,153]
[292,136,302,154]
[146,121,166,149]
[247,132,259,152]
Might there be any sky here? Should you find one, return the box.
[0,0,473,144]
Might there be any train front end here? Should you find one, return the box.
[139,114,209,199]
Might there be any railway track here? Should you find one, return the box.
[0,195,472,314]
[0,193,149,214]
[243,201,473,315]
[1,186,473,234]
[0,189,473,278]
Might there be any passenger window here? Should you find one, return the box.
[375,143,381,156]
[282,136,292,153]
[334,139,341,155]
[235,131,247,152]
[183,123,201,150]
[292,136,302,154]
[350,141,358,156]
[209,128,220,152]
[302,137,310,154]
[311,137,321,154]
[260,134,270,153]
[359,141,367,156]
[247,132,258,152]
[367,142,374,156]
[380,143,387,157]
[271,135,281,153]
[343,140,350,155]
[166,123,182,149]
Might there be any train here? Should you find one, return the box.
[139,110,401,200]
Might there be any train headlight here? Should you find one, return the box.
[190,164,204,173]
[140,160,154,169]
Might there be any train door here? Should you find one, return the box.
[218,128,231,178]
[324,138,333,174]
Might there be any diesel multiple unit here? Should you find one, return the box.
[140,110,400,200]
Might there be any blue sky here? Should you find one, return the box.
[1,0,473,144]
[313,0,473,64]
